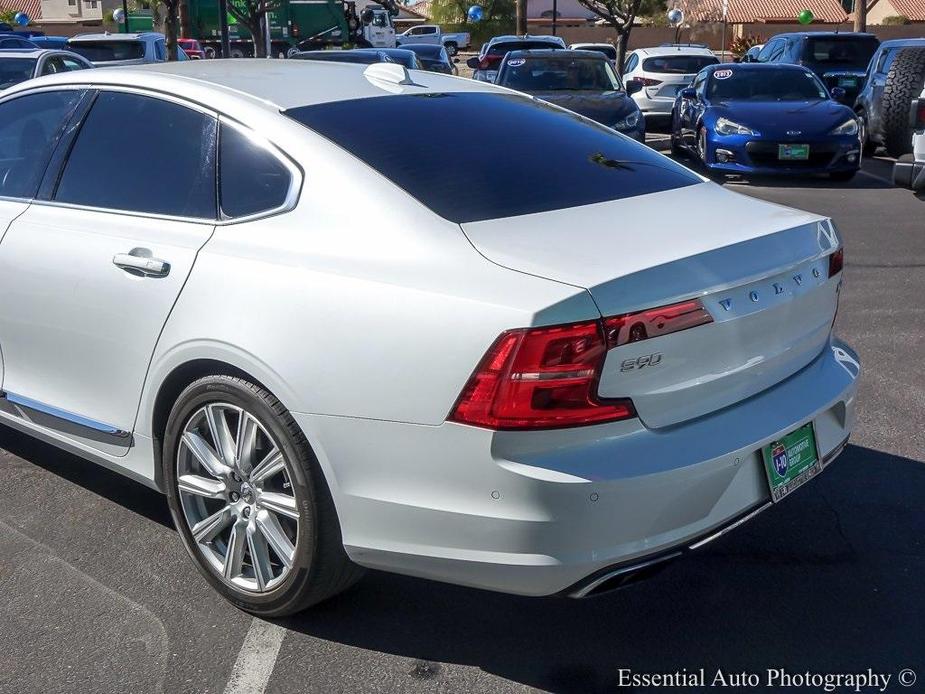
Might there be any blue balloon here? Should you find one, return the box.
[14,11,29,25]
[467,5,483,22]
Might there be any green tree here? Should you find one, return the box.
[227,0,284,57]
[430,0,514,24]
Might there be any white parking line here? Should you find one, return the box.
[223,618,287,694]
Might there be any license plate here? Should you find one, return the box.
[778,144,810,160]
[838,77,857,88]
[761,423,821,502]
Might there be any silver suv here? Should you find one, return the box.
[67,32,187,67]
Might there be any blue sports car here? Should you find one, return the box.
[670,63,861,180]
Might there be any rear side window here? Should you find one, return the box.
[55,91,217,218]
[641,55,718,73]
[285,93,699,223]
[219,124,293,219]
[487,41,561,56]
[0,90,82,199]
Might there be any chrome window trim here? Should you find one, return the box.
[0,83,303,224]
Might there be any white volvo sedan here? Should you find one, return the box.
[0,60,859,616]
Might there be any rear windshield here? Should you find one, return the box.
[294,51,384,64]
[285,92,699,223]
[803,37,878,68]
[498,57,621,91]
[487,41,561,56]
[68,40,145,61]
[583,46,617,60]
[0,58,36,89]
[708,68,828,101]
[642,55,718,73]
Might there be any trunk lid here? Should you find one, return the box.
[460,183,841,428]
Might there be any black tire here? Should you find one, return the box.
[829,170,857,182]
[669,110,684,156]
[163,375,363,616]
[444,41,458,56]
[856,111,878,156]
[881,48,925,158]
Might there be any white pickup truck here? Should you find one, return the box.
[395,25,470,55]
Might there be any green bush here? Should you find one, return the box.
[881,14,910,24]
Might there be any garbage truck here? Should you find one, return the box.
[180,0,399,58]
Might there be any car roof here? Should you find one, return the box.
[69,32,162,42]
[487,34,564,45]
[403,43,444,54]
[5,59,496,112]
[569,42,614,48]
[505,48,607,60]
[631,45,715,57]
[0,49,48,58]
[878,38,925,48]
[770,32,877,39]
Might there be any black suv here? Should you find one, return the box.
[753,32,880,103]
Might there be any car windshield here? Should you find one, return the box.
[0,58,36,89]
[642,55,718,73]
[68,40,145,61]
[803,37,879,69]
[708,68,828,101]
[498,57,621,91]
[487,41,560,56]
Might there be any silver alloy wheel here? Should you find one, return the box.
[177,403,299,593]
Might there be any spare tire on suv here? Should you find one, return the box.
[882,48,925,158]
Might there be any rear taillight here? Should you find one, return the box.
[449,320,635,430]
[450,298,714,431]
[828,247,844,277]
[913,98,925,130]
[639,77,663,86]
[603,299,712,347]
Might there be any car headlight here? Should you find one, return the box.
[830,118,859,136]
[613,110,641,130]
[715,117,755,136]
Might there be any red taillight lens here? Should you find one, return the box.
[639,77,663,86]
[828,247,844,277]
[603,299,712,348]
[450,320,635,430]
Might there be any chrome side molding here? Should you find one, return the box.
[0,390,131,445]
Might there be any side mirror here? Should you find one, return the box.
[830,86,846,101]
[453,57,459,64]
[680,87,697,100]
[625,78,643,95]
[466,56,481,69]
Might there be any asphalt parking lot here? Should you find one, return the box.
[2,147,923,694]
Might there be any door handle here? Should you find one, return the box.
[113,249,171,277]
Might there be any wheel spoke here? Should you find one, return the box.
[249,450,284,486]
[182,431,231,479]
[255,509,295,568]
[236,414,260,475]
[206,405,238,467]
[224,520,248,580]
[178,474,227,500]
[191,506,233,543]
[246,522,273,591]
[259,491,299,520]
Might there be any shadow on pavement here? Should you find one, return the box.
[0,423,172,529]
[279,444,925,693]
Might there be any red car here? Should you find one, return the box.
[177,38,204,59]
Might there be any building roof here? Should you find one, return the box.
[407,0,432,19]
[868,0,925,20]
[0,0,42,22]
[683,0,848,23]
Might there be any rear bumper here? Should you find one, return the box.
[893,154,925,191]
[293,338,859,597]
